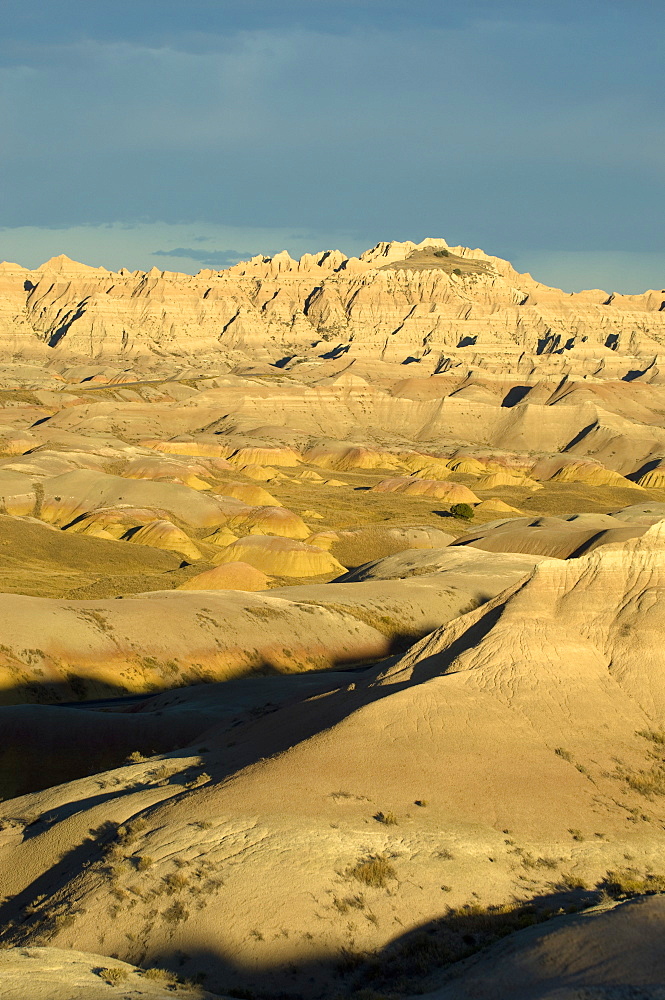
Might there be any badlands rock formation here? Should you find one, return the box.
[1,238,664,367]
[0,238,665,998]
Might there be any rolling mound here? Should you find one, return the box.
[1,527,665,995]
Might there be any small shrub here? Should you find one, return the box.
[333,894,365,913]
[99,966,129,985]
[118,817,148,844]
[374,811,398,826]
[557,873,588,890]
[347,855,396,888]
[450,503,474,521]
[142,966,173,982]
[626,766,665,797]
[568,828,584,841]
[108,861,130,880]
[186,771,211,789]
[136,855,154,871]
[126,751,149,764]
[520,853,559,870]
[165,871,189,891]
[152,765,173,781]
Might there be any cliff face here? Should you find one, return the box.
[1,239,663,366]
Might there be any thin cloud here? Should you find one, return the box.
[152,247,252,268]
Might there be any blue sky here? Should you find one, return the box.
[1,0,663,291]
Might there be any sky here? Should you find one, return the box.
[0,0,663,291]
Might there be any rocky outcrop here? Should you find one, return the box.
[1,240,664,369]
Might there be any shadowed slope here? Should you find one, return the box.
[2,528,665,995]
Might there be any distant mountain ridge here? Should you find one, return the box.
[0,238,663,363]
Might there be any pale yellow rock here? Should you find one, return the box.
[476,471,544,491]
[122,456,213,490]
[124,519,202,561]
[229,446,301,467]
[295,469,325,482]
[236,463,280,480]
[474,498,522,513]
[372,477,480,503]
[202,525,239,547]
[64,506,163,539]
[305,531,338,550]
[1,238,665,368]
[217,481,282,506]
[213,535,346,576]
[549,461,645,489]
[177,561,270,591]
[446,457,487,475]
[638,466,665,488]
[141,438,233,460]
[227,505,311,540]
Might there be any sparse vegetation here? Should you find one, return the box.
[186,771,211,788]
[600,868,665,897]
[333,894,366,914]
[520,852,559,870]
[99,966,129,985]
[449,503,474,521]
[556,873,588,891]
[142,966,173,982]
[625,766,665,797]
[373,811,398,825]
[165,870,189,891]
[347,855,396,888]
[357,898,582,992]
[163,900,189,923]
[638,729,665,746]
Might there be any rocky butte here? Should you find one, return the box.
[0,238,664,999]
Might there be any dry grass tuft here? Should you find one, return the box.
[347,855,396,888]
[99,966,129,985]
[601,868,665,897]
[163,900,189,924]
[626,767,665,797]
